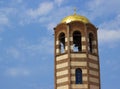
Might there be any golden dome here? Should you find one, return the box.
[61,14,90,24]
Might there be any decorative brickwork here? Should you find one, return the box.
[54,16,100,89]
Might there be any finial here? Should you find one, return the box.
[74,7,77,15]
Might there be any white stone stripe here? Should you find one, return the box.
[56,62,68,69]
[56,49,59,54]
[92,40,97,45]
[70,37,73,41]
[57,77,68,84]
[82,37,86,41]
[71,62,87,66]
[56,70,68,76]
[89,70,99,76]
[57,85,68,89]
[82,69,87,74]
[65,46,68,50]
[65,38,67,42]
[89,62,98,69]
[70,45,73,50]
[56,54,68,61]
[71,84,88,88]
[71,69,87,74]
[82,45,86,50]
[71,53,87,58]
[56,40,59,45]
[83,76,88,81]
[89,77,99,83]
[88,54,98,61]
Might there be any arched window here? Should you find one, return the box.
[89,33,94,53]
[59,32,65,53]
[75,68,82,84]
[73,31,81,52]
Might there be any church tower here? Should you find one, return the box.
[54,11,100,89]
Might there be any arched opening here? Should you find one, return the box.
[73,31,82,52]
[89,33,94,53]
[75,68,82,84]
[59,32,65,53]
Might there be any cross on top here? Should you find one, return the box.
[74,7,77,15]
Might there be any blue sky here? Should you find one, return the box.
[0,0,120,89]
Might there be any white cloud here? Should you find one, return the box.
[0,15,9,25]
[21,1,72,27]
[55,0,64,6]
[85,0,120,45]
[26,2,54,19]
[0,7,17,28]
[0,8,14,31]
[26,37,54,55]
[47,22,56,30]
[5,67,30,77]
[100,14,120,30]
[98,14,120,43]
[4,37,53,61]
[6,48,20,59]
[98,30,120,43]
[0,7,17,15]
[86,0,120,20]
[15,0,23,3]
[10,0,23,4]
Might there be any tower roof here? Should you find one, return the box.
[61,14,90,24]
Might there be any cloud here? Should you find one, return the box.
[26,37,54,56]
[98,30,120,43]
[105,59,120,71]
[100,14,120,30]
[4,37,53,61]
[5,67,30,77]
[84,0,120,45]
[26,2,54,19]
[98,14,120,43]
[0,7,17,16]
[20,1,55,25]
[0,15,9,25]
[15,0,23,3]
[86,0,120,20]
[0,7,17,29]
[6,47,20,59]
[55,0,64,6]
[47,22,56,31]
[20,1,73,28]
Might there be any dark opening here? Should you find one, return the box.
[73,31,81,52]
[75,68,82,84]
[89,33,94,53]
[59,32,65,53]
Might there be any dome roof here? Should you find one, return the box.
[61,14,90,24]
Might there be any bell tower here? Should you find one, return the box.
[54,12,100,89]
